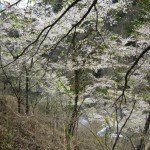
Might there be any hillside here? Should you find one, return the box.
[0,95,66,150]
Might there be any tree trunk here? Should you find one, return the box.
[17,73,22,113]
[18,97,21,113]
[25,66,29,115]
[66,69,80,150]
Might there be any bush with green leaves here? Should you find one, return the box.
[0,127,12,150]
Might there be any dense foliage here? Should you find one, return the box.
[0,0,150,150]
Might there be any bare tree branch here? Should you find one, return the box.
[0,0,22,14]
[111,45,150,148]
[0,46,19,100]
[14,0,82,59]
[112,99,136,150]
[31,0,98,74]
[18,0,98,61]
[114,45,150,104]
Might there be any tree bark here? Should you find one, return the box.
[66,69,80,150]
[25,66,29,115]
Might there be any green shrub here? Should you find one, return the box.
[0,127,12,150]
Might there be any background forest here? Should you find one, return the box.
[0,0,150,150]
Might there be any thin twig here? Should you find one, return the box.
[0,0,22,14]
[112,99,136,150]
[114,45,150,105]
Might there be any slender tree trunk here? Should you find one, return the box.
[46,97,50,114]
[66,69,80,150]
[25,66,29,115]
[17,97,22,113]
[17,73,22,113]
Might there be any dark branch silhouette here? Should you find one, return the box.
[114,45,150,104]
[0,0,22,13]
